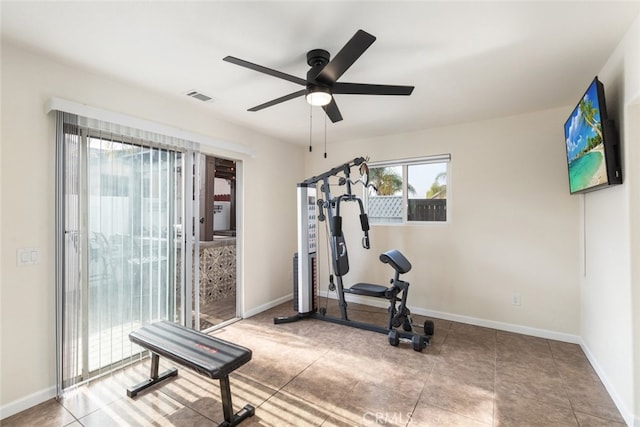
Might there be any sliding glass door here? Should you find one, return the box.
[85,136,179,372]
[56,113,200,391]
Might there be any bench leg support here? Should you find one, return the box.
[127,353,178,398]
[218,375,255,427]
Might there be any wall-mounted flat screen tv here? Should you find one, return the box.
[564,77,622,194]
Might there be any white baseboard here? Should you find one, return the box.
[580,341,636,427]
[243,293,293,319]
[0,386,56,421]
[411,306,582,344]
[318,290,582,343]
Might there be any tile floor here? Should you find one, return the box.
[1,301,626,426]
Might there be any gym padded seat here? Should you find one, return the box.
[346,283,389,297]
[346,250,412,298]
[127,320,255,427]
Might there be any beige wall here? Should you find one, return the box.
[629,102,640,426]
[580,13,640,426]
[307,107,581,336]
[0,42,304,410]
[0,39,3,415]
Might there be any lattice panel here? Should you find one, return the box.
[368,196,402,219]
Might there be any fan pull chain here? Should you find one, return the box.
[324,112,327,158]
[309,104,313,152]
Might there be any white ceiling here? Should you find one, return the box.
[2,1,639,145]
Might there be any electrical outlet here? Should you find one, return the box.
[511,293,521,306]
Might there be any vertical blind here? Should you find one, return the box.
[55,111,200,393]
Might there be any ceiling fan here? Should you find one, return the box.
[223,29,414,123]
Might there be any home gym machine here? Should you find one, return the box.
[274,157,434,351]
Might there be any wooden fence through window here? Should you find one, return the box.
[408,199,447,222]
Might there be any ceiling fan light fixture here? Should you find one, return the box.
[306,86,332,106]
[225,30,413,123]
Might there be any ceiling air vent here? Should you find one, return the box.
[185,90,214,102]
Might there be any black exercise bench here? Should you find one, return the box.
[127,320,255,427]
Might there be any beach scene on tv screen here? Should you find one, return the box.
[565,81,607,193]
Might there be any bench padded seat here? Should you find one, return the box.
[346,283,389,297]
[128,321,255,426]
[129,320,251,379]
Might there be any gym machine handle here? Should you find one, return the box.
[360,214,370,249]
[332,216,342,237]
[332,196,371,249]
[332,213,370,249]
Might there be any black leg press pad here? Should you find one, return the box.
[127,320,254,427]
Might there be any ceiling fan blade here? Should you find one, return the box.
[247,89,306,112]
[223,56,307,86]
[316,30,376,84]
[322,98,343,123]
[333,82,414,96]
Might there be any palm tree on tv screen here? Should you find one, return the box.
[579,98,603,142]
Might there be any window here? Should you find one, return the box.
[366,155,450,224]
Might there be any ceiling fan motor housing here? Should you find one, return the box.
[306,49,330,68]
[306,49,331,92]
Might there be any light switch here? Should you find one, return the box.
[17,247,41,266]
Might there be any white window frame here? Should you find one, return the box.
[365,154,451,224]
